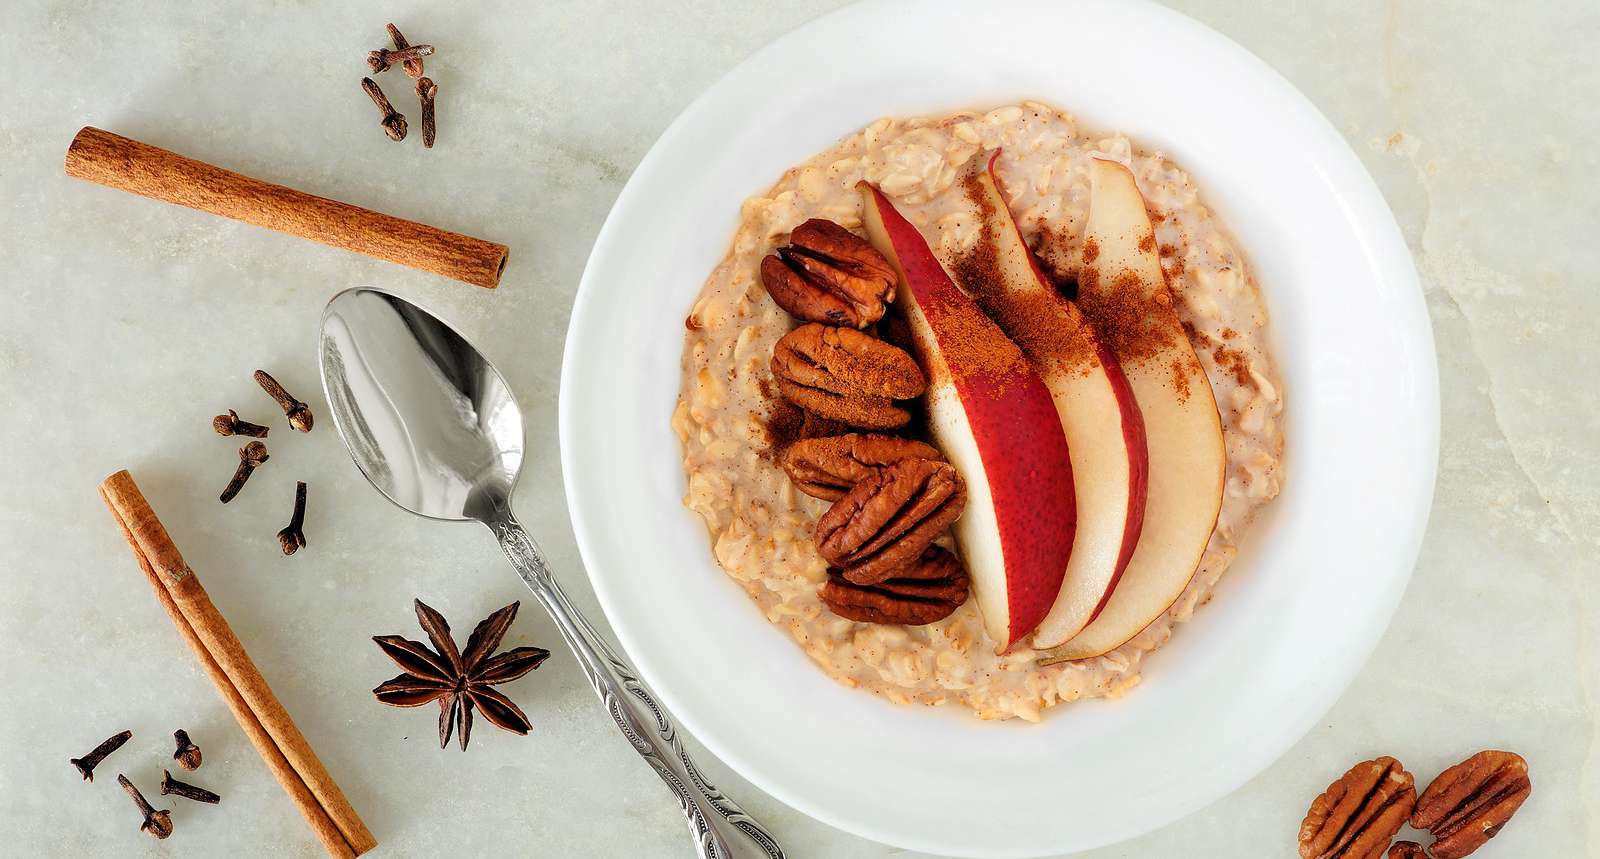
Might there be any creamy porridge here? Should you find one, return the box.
[672,101,1284,721]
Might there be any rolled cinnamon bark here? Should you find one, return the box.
[100,470,377,857]
[65,127,508,288]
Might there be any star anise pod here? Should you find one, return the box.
[372,599,550,750]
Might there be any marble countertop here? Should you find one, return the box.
[2,1,1594,856]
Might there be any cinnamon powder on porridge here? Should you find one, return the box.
[1212,345,1252,386]
[756,380,851,456]
[952,169,1097,378]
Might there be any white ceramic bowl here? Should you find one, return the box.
[559,1,1437,855]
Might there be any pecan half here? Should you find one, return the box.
[1387,843,1426,859]
[782,434,944,500]
[814,458,965,584]
[818,545,968,625]
[1299,756,1417,859]
[771,324,925,429]
[1412,750,1530,859]
[761,219,896,327]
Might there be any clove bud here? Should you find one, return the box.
[213,409,269,438]
[70,729,131,782]
[366,44,433,75]
[384,24,427,78]
[417,77,437,149]
[277,481,308,555]
[118,774,173,840]
[172,729,202,770]
[160,769,220,804]
[220,440,270,503]
[360,78,408,142]
[254,370,313,433]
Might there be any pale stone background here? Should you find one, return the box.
[0,1,1593,856]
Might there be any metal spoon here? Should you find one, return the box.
[319,287,783,859]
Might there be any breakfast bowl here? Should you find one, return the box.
[559,1,1437,855]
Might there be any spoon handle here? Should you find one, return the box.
[491,514,785,859]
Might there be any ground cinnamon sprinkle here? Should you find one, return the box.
[1032,224,1080,290]
[755,386,850,457]
[757,400,803,455]
[1212,344,1252,386]
[1161,254,1185,281]
[755,374,793,455]
[1170,357,1192,402]
[919,290,1029,393]
[952,170,1097,378]
[774,325,922,400]
[1075,268,1179,366]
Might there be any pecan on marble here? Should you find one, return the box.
[814,458,965,584]
[1299,756,1417,859]
[770,323,925,430]
[781,433,943,501]
[1412,750,1530,859]
[818,545,968,625]
[760,219,896,327]
[1387,843,1427,859]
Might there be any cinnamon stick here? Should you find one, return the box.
[100,470,377,857]
[65,127,507,288]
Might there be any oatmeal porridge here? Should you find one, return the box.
[672,101,1284,722]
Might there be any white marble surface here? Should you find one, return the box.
[1,1,1594,856]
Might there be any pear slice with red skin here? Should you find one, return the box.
[858,180,1076,653]
[1041,158,1226,662]
[954,151,1149,649]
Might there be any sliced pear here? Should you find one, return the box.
[859,180,1076,653]
[954,151,1150,649]
[1040,158,1225,662]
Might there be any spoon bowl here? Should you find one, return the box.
[320,288,522,522]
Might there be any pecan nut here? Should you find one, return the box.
[771,323,925,429]
[781,433,944,501]
[1387,843,1426,859]
[1299,756,1417,859]
[761,219,896,328]
[818,545,968,625]
[814,458,965,584]
[1412,750,1530,859]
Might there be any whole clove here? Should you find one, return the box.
[385,23,427,78]
[160,769,220,804]
[254,370,313,433]
[366,44,433,75]
[172,729,202,770]
[277,481,308,555]
[219,440,269,503]
[70,729,132,782]
[117,774,173,840]
[213,409,269,438]
[360,78,408,142]
[416,77,437,149]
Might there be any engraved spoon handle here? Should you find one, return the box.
[490,513,784,859]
